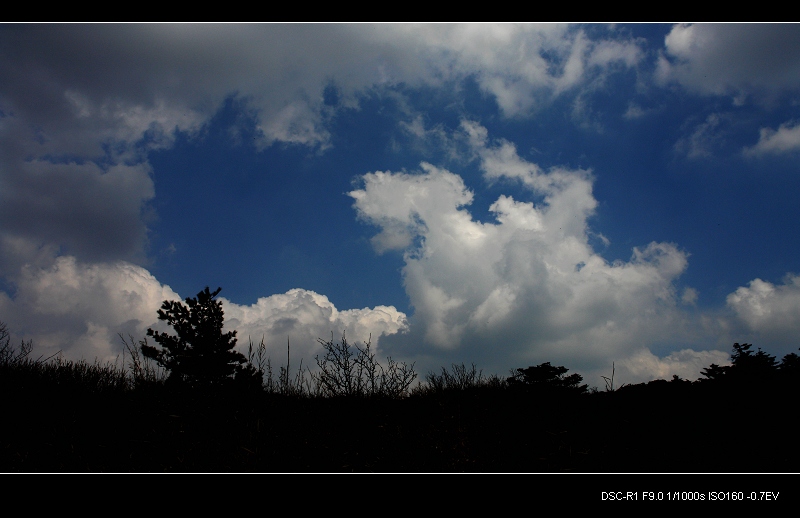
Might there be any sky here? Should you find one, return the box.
[2,23,800,387]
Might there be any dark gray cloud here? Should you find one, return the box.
[0,159,153,270]
[657,24,800,101]
[0,24,647,270]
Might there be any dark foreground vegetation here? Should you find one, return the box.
[2,288,799,472]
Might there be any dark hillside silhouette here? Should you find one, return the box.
[2,315,799,472]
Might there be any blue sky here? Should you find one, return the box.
[2,23,800,386]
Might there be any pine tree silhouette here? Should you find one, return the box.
[701,343,779,384]
[507,362,588,394]
[142,287,253,389]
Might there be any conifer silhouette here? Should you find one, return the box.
[507,362,588,394]
[700,343,779,387]
[142,287,252,389]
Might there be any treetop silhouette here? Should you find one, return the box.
[701,343,778,383]
[507,362,588,394]
[698,342,800,394]
[143,286,254,389]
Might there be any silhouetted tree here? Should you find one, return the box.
[700,343,780,390]
[730,343,777,374]
[777,350,800,390]
[699,362,729,382]
[780,351,800,373]
[507,362,588,394]
[143,287,256,390]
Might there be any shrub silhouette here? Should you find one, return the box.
[417,362,503,394]
[0,321,36,367]
[779,350,800,380]
[313,332,417,398]
[142,287,256,390]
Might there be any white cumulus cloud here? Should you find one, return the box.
[726,274,800,357]
[0,256,180,361]
[615,348,730,383]
[0,256,408,367]
[351,122,715,383]
[221,289,408,366]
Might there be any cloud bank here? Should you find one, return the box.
[0,24,647,273]
[0,255,407,366]
[0,256,180,361]
[222,289,408,365]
